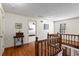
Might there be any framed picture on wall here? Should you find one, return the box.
[15,23,22,29]
[44,24,49,30]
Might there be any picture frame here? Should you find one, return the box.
[15,23,22,29]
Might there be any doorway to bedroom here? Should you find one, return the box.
[28,20,37,43]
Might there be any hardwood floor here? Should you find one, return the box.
[3,43,35,56]
[3,40,79,56]
[2,42,60,56]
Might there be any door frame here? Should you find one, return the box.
[27,19,37,43]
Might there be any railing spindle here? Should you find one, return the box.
[78,36,79,48]
[75,36,77,47]
[68,35,70,44]
[74,36,75,46]
[66,34,67,44]
[45,41,46,56]
[41,42,43,56]
[71,35,72,45]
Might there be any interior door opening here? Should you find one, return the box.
[28,20,37,43]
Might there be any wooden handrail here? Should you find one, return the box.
[60,33,79,36]
[35,34,62,56]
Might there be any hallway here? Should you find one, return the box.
[3,43,35,56]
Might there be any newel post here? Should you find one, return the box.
[47,33,49,55]
[60,34,62,50]
[47,33,49,39]
[35,37,39,56]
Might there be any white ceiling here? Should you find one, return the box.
[2,3,79,21]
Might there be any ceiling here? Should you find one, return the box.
[2,3,79,21]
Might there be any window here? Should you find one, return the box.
[44,24,49,30]
[60,23,66,34]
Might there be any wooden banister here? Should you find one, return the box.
[35,33,79,56]
[35,33,62,56]
[61,33,79,49]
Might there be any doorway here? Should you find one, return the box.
[28,20,37,43]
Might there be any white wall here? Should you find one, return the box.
[4,12,28,48]
[36,19,54,40]
[54,17,79,34]
[4,12,54,48]
[27,17,54,42]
